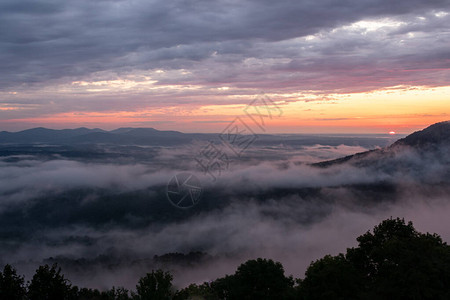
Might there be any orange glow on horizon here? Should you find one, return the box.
[0,85,449,133]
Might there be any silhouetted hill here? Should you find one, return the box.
[0,127,106,143]
[391,121,450,148]
[314,121,450,168]
[0,127,192,145]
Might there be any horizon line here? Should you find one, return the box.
[0,125,413,136]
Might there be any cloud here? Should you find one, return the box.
[0,0,449,121]
[0,138,449,289]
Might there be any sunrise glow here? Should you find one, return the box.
[0,2,448,134]
[2,1,450,296]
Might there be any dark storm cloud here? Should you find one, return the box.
[1,0,449,90]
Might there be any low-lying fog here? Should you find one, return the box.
[1,135,449,290]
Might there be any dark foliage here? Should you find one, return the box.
[0,264,26,300]
[27,264,76,300]
[133,269,173,300]
[299,218,450,300]
[2,218,450,299]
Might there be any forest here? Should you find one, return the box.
[1,217,450,300]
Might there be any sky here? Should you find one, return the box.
[1,0,449,133]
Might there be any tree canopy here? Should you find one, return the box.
[1,218,450,299]
[299,218,450,300]
[134,269,173,300]
[0,264,26,300]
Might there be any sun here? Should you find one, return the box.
[389,131,396,135]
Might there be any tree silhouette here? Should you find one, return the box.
[300,218,450,300]
[211,258,295,300]
[173,283,217,300]
[133,269,173,300]
[2,218,450,299]
[76,286,130,300]
[28,264,76,300]
[0,264,26,300]
[347,217,450,300]
[299,254,361,300]
[102,286,131,300]
[76,287,102,300]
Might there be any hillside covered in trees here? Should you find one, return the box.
[1,218,450,299]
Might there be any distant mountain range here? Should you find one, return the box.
[1,121,448,164]
[0,126,400,148]
[0,127,195,145]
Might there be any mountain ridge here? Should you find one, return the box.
[0,127,192,145]
[0,126,399,147]
[313,121,450,168]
